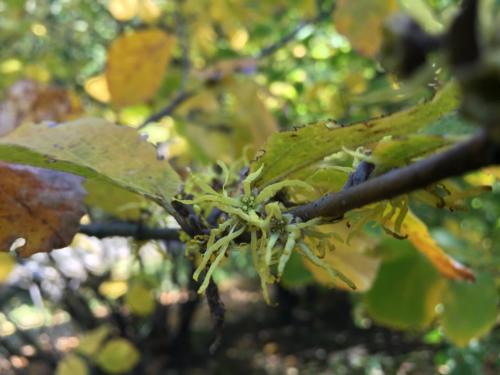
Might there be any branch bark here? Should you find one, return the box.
[289,130,500,221]
[80,222,180,241]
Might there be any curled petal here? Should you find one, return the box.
[244,165,264,196]
[298,242,357,290]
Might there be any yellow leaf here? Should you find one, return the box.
[137,0,161,23]
[394,210,475,281]
[0,253,16,282]
[125,282,155,316]
[56,354,89,375]
[108,0,138,21]
[334,0,399,57]
[229,28,249,50]
[106,29,175,107]
[303,223,380,291]
[84,75,111,103]
[97,338,140,374]
[484,166,500,179]
[300,0,317,19]
[99,280,128,300]
[465,167,500,186]
[226,77,278,148]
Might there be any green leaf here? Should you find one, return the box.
[253,82,460,187]
[56,354,89,375]
[441,272,498,347]
[0,118,181,210]
[84,179,146,220]
[96,338,140,374]
[372,134,452,173]
[422,113,477,136]
[363,239,445,330]
[77,325,111,359]
[400,0,444,33]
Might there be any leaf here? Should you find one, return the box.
[0,163,86,257]
[295,167,348,199]
[84,75,111,103]
[226,77,278,147]
[99,280,128,300]
[106,29,175,108]
[108,0,138,21]
[84,179,146,220]
[0,79,82,137]
[0,118,181,210]
[363,239,445,330]
[303,223,380,292]
[396,211,475,281]
[400,0,444,33]
[372,134,452,172]
[125,282,155,316]
[177,79,276,162]
[97,338,140,374]
[108,0,161,23]
[334,0,399,57]
[56,354,89,375]
[77,325,112,358]
[253,82,460,187]
[0,252,16,282]
[137,0,162,23]
[441,272,498,347]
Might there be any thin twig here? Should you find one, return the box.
[140,1,334,128]
[206,279,225,355]
[138,91,194,129]
[289,130,500,221]
[80,222,180,241]
[256,0,336,59]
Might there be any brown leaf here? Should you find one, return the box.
[0,162,86,257]
[0,80,82,137]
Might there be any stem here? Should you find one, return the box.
[289,130,500,221]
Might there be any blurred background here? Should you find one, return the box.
[0,0,498,374]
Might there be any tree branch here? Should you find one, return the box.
[289,130,500,221]
[80,222,180,241]
[138,90,194,129]
[139,2,335,128]
[256,1,335,59]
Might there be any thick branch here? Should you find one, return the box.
[80,222,180,241]
[289,130,500,221]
